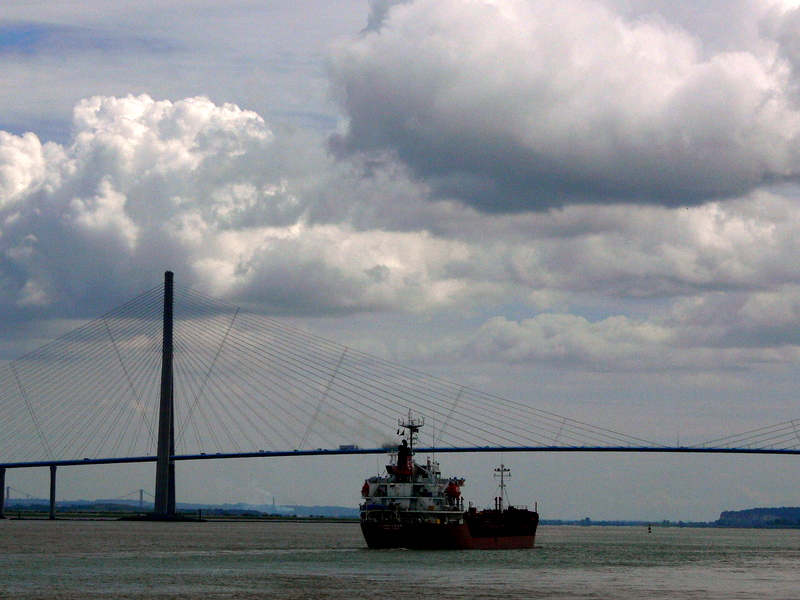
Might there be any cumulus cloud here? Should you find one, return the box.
[0,131,58,207]
[449,303,800,373]
[4,92,800,373]
[463,313,674,369]
[0,94,489,322]
[522,194,800,298]
[196,224,482,315]
[330,0,800,212]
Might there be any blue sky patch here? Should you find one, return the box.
[0,21,175,55]
[0,23,48,52]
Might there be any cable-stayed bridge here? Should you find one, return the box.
[2,273,799,518]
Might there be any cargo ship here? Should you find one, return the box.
[359,414,538,549]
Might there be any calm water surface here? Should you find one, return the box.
[1,520,799,599]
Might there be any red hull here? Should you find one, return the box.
[360,509,538,550]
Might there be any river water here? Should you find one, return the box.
[2,520,799,599]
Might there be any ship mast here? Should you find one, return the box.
[399,410,424,454]
[494,463,510,512]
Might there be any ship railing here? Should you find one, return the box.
[361,502,462,513]
[368,494,462,507]
[361,508,464,520]
[371,493,448,500]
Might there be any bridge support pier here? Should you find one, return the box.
[49,465,56,520]
[0,467,5,519]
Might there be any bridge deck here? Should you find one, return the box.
[3,444,799,470]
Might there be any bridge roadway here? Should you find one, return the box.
[3,443,800,470]
[2,445,797,520]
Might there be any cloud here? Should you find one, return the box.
[1,94,278,316]
[0,131,55,207]
[524,194,800,298]
[184,221,484,316]
[450,303,800,372]
[665,288,800,349]
[330,0,800,212]
[0,94,489,322]
[5,92,800,374]
[463,313,674,369]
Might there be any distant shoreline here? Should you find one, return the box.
[0,513,360,523]
[5,502,800,528]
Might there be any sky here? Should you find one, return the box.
[3,0,800,521]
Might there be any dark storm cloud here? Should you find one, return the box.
[330,0,800,213]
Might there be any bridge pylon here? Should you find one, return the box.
[152,271,177,519]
